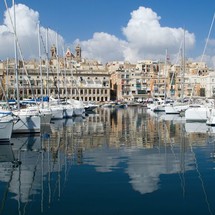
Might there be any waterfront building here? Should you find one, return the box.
[0,45,111,103]
[110,60,169,101]
[0,45,214,102]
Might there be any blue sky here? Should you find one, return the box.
[0,0,215,66]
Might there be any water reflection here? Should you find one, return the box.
[0,107,215,215]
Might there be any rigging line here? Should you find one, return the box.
[4,0,37,102]
[201,12,215,63]
[0,162,16,215]
[39,28,49,58]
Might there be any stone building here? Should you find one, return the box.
[0,44,214,102]
[0,45,111,102]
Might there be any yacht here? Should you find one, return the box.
[12,108,41,133]
[67,99,85,116]
[0,115,14,142]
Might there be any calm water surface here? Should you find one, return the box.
[1,107,215,215]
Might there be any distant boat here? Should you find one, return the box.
[67,99,85,116]
[165,101,189,114]
[84,102,99,112]
[185,107,207,122]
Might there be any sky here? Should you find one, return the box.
[0,0,215,67]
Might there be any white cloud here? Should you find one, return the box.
[77,6,196,64]
[1,4,214,67]
[122,7,195,62]
[0,4,64,60]
[74,32,127,63]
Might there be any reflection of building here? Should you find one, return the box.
[0,107,212,214]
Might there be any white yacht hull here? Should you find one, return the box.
[12,115,41,133]
[73,108,85,116]
[0,117,13,141]
[206,108,215,126]
[185,107,208,122]
[165,104,189,114]
[63,105,74,118]
[50,107,64,119]
[67,99,85,116]
[165,105,179,114]
[152,104,165,112]
[40,113,52,124]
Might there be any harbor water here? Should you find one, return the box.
[1,106,215,215]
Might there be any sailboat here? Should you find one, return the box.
[0,80,14,142]
[0,115,13,142]
[206,89,215,125]
[165,30,189,114]
[185,13,215,123]
[7,0,41,133]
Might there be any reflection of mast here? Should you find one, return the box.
[41,136,44,213]
[0,166,14,214]
[52,131,61,201]
[58,133,61,200]
[22,150,41,214]
[0,144,16,214]
[179,123,186,196]
[189,140,213,215]
[163,119,186,196]
[48,136,51,206]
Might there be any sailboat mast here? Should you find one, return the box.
[13,0,20,110]
[63,51,68,102]
[46,28,49,99]
[181,29,185,100]
[38,22,43,107]
[6,58,9,98]
[56,33,60,101]
[164,49,168,100]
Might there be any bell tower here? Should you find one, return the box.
[50,44,57,59]
[75,44,81,62]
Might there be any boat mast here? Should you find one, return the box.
[181,29,185,101]
[13,0,20,110]
[38,22,43,107]
[56,33,60,101]
[6,58,9,99]
[164,49,168,100]
[46,28,49,100]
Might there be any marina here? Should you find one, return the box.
[0,106,215,215]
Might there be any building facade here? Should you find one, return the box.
[0,45,214,102]
[0,45,111,103]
